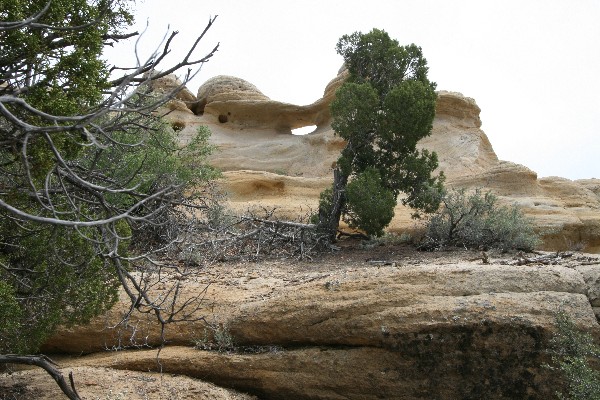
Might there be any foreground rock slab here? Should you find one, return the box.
[42,248,600,399]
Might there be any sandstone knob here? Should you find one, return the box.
[146,73,198,113]
[436,90,482,128]
[195,75,270,114]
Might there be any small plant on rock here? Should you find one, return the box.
[193,323,236,353]
[420,188,540,251]
[547,312,600,400]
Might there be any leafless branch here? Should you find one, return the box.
[0,354,81,400]
[0,0,221,357]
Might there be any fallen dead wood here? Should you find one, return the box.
[194,208,329,262]
[508,252,573,266]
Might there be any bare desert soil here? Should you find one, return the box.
[1,241,598,400]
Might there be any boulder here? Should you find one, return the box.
[195,75,270,116]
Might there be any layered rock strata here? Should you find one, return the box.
[154,71,599,252]
[43,253,600,399]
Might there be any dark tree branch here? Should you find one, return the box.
[0,354,81,400]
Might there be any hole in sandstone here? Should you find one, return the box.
[292,125,317,135]
[218,114,228,123]
[171,121,186,132]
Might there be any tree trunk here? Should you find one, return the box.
[0,354,82,400]
[324,167,349,242]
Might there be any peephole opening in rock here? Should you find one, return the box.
[292,125,317,135]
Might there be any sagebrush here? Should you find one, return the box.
[421,188,540,251]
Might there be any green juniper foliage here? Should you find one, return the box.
[344,167,395,237]
[549,312,600,400]
[0,0,135,355]
[319,28,444,239]
[0,0,218,354]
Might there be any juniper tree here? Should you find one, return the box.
[319,29,444,238]
[0,1,219,398]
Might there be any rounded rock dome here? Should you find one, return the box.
[194,75,270,114]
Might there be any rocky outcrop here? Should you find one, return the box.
[147,73,197,113]
[192,75,334,132]
[154,70,600,252]
[43,252,600,399]
[33,71,600,399]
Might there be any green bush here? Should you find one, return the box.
[344,167,396,237]
[548,312,600,400]
[421,188,540,251]
[0,223,122,353]
[85,121,220,248]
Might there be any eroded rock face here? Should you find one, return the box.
[159,70,599,252]
[146,73,198,113]
[43,253,600,399]
[195,75,333,132]
[195,75,270,116]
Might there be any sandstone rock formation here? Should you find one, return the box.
[25,72,600,400]
[42,251,600,399]
[153,71,600,252]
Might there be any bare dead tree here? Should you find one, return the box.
[0,2,219,398]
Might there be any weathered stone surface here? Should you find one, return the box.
[159,69,599,252]
[65,343,561,400]
[577,179,600,199]
[434,90,482,128]
[575,264,600,307]
[43,256,600,399]
[147,73,197,113]
[2,366,255,400]
[197,75,270,104]
[195,75,270,117]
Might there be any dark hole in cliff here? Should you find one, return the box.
[190,99,207,115]
[218,114,228,123]
[171,121,185,132]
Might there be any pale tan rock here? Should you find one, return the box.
[1,366,255,400]
[43,258,599,399]
[156,70,600,252]
[62,344,561,400]
[204,99,330,132]
[44,262,593,352]
[575,264,600,307]
[577,178,600,200]
[434,90,482,128]
[147,73,197,114]
[197,75,270,104]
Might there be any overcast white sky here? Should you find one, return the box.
[106,0,599,180]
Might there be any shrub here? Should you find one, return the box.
[421,188,540,251]
[344,167,396,237]
[548,312,600,400]
[193,323,236,353]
